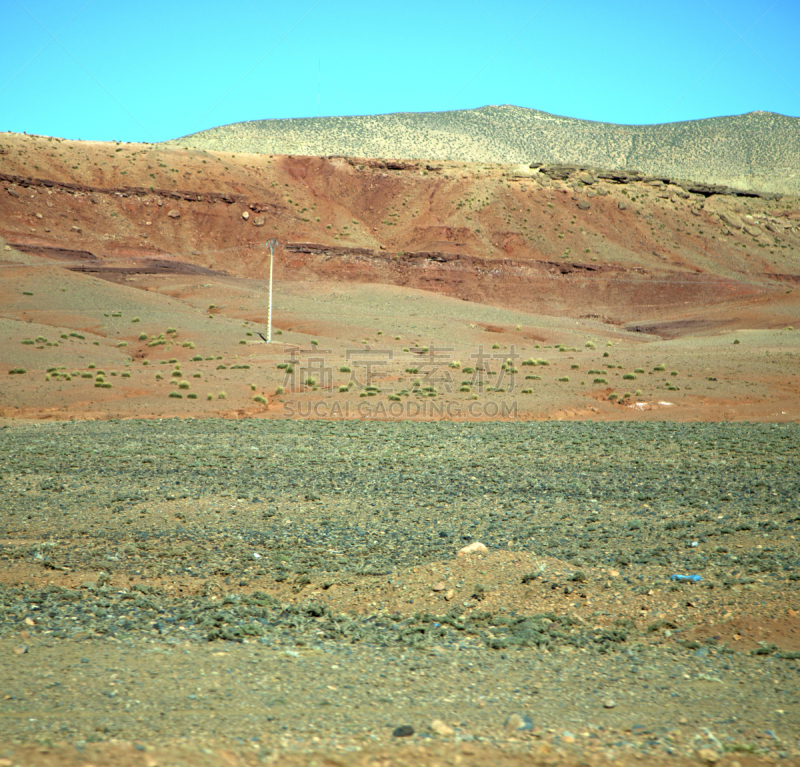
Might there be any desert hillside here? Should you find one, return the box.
[167,106,800,197]
[0,130,799,423]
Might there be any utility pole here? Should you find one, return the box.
[266,239,279,342]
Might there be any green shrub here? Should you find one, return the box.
[171,370,182,378]
[634,368,644,374]
[593,378,608,384]
[585,341,596,349]
[138,333,148,341]
[521,388,533,394]
[166,327,177,334]
[254,395,267,404]
[8,368,26,375]
[207,393,214,401]
[654,364,665,371]
[339,365,350,373]
[558,376,570,382]
[218,392,227,400]
[169,391,182,398]
[276,386,285,395]
[623,373,637,380]
[178,381,190,389]
[239,339,247,344]
[338,385,348,393]
[187,392,198,399]
[131,317,140,323]
[459,385,471,392]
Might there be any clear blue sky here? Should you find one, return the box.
[2,0,798,143]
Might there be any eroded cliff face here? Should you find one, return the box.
[1,134,799,323]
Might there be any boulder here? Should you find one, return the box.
[167,209,181,218]
[254,216,266,227]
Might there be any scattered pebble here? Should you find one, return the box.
[603,699,616,708]
[503,713,534,733]
[392,725,414,737]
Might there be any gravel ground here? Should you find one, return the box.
[1,420,799,766]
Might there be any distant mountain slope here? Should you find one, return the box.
[166,105,800,196]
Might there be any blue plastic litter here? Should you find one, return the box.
[671,574,702,583]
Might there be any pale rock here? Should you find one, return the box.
[432,581,446,592]
[242,210,250,220]
[444,589,455,601]
[254,215,266,227]
[167,209,181,218]
[430,718,454,736]
[697,748,720,763]
[458,542,488,556]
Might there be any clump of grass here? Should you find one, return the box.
[585,341,596,349]
[654,364,665,371]
[733,339,740,344]
[8,368,26,375]
[218,392,227,400]
[169,391,182,398]
[138,333,148,341]
[187,392,198,399]
[339,365,350,373]
[166,327,177,334]
[459,385,471,392]
[593,377,608,384]
[116,341,127,347]
[254,395,267,405]
[171,370,182,378]
[131,317,140,323]
[276,386,285,395]
[521,388,533,394]
[178,381,190,390]
[623,373,637,380]
[239,339,247,345]
[558,376,570,382]
[207,393,213,401]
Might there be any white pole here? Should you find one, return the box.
[266,239,278,343]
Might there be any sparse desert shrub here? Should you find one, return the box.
[571,364,579,369]
[338,385,348,393]
[178,381,190,389]
[8,368,26,375]
[558,376,570,382]
[654,364,665,371]
[218,392,227,400]
[171,370,182,378]
[217,364,227,370]
[193,373,201,378]
[462,366,474,374]
[192,355,202,361]
[239,339,247,345]
[21,340,34,345]
[449,360,461,368]
[116,341,127,347]
[585,341,596,349]
[459,385,471,392]
[166,327,177,334]
[254,395,267,405]
[593,378,608,384]
[339,365,350,373]
[187,393,198,399]
[521,388,533,394]
[492,343,500,349]
[131,317,140,323]
[670,371,678,376]
[169,391,182,398]
[122,372,131,378]
[733,339,740,344]
[602,351,609,358]
[207,393,213,400]
[138,333,148,341]
[623,373,637,380]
